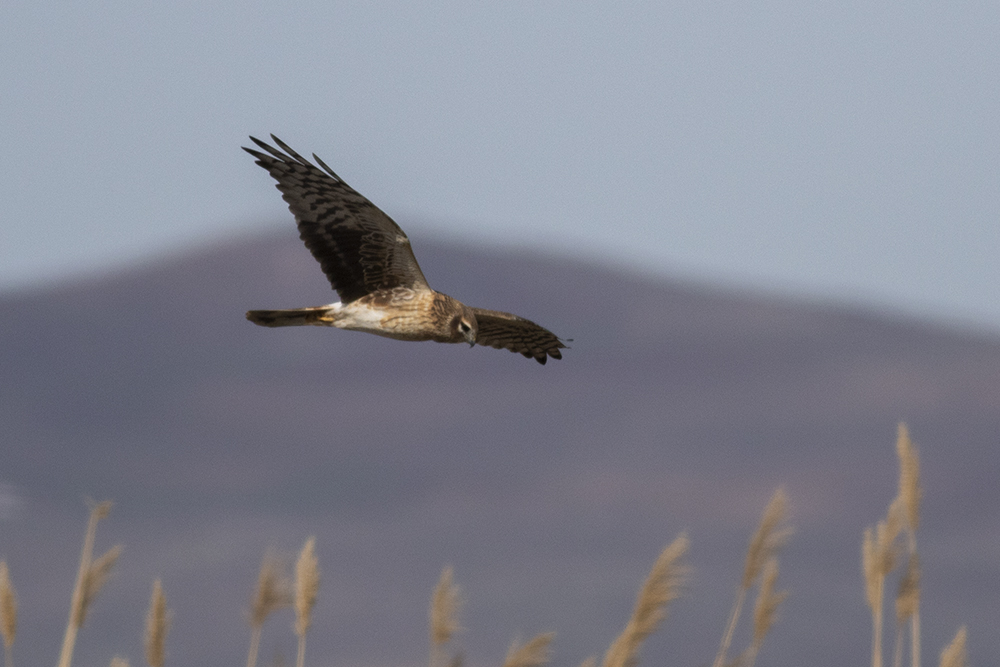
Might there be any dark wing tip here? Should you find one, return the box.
[249,135,274,152]
[245,135,340,180]
[471,308,568,365]
[269,134,307,163]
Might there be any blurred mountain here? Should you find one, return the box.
[1,231,998,667]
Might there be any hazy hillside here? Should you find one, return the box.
[1,231,998,667]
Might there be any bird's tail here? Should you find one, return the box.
[246,306,337,327]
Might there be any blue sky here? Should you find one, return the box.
[3,1,999,330]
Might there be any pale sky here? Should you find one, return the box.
[3,1,999,331]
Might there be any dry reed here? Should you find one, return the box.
[895,425,921,538]
[602,533,689,667]
[0,561,17,667]
[246,553,292,667]
[57,500,122,667]
[145,579,169,667]
[895,424,922,667]
[713,488,791,667]
[893,554,920,667]
[937,627,966,667]
[863,497,904,667]
[429,566,462,667]
[9,426,972,667]
[740,557,787,667]
[501,633,554,667]
[294,537,320,667]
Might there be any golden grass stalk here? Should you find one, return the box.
[502,633,555,667]
[247,553,292,667]
[741,557,788,667]
[602,533,689,667]
[937,627,966,667]
[742,489,792,589]
[713,488,791,667]
[430,566,462,667]
[58,501,121,667]
[145,579,170,667]
[896,424,921,538]
[864,485,905,667]
[895,423,922,667]
[895,554,920,627]
[82,547,123,625]
[0,561,16,667]
[892,552,920,667]
[294,537,320,667]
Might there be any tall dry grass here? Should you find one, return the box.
[712,487,791,667]
[501,633,554,667]
[145,579,169,667]
[246,553,292,667]
[429,566,462,667]
[602,534,689,667]
[938,627,967,667]
[56,500,123,667]
[863,423,933,667]
[294,537,320,667]
[896,424,922,667]
[5,424,974,667]
[0,561,17,667]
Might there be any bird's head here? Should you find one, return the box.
[451,307,478,347]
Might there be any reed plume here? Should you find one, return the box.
[740,557,787,667]
[937,627,966,667]
[57,501,122,667]
[895,424,922,667]
[246,553,292,667]
[294,537,320,667]
[429,566,462,667]
[0,561,17,667]
[145,579,170,667]
[863,498,903,667]
[501,633,554,667]
[895,424,921,538]
[602,533,689,667]
[713,488,791,667]
[893,554,920,667]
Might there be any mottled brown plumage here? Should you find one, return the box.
[244,135,566,364]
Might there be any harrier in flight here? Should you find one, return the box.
[244,135,566,364]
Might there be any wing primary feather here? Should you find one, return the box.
[242,145,265,161]
[269,134,313,166]
[312,153,342,180]
[248,136,295,162]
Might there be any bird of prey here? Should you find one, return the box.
[243,135,566,364]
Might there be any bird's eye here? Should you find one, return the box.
[459,322,470,333]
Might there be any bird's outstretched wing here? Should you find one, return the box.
[244,135,430,303]
[470,308,566,364]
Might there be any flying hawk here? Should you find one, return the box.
[244,135,566,364]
